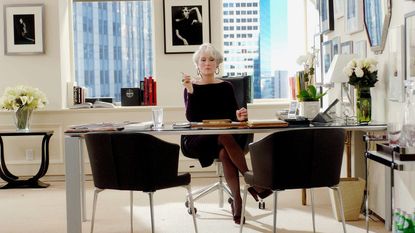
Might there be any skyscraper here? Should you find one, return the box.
[72,1,153,102]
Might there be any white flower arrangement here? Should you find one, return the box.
[0,85,47,111]
[342,58,378,87]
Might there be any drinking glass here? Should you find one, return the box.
[152,107,164,129]
[387,122,402,148]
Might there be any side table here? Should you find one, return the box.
[0,131,53,189]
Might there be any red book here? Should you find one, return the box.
[148,76,153,105]
[153,79,157,106]
[144,77,148,106]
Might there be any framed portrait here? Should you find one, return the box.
[322,40,333,78]
[314,34,323,84]
[354,40,367,58]
[319,0,334,34]
[163,0,211,54]
[334,0,345,19]
[345,0,364,34]
[389,25,405,102]
[405,11,415,80]
[3,4,44,55]
[340,41,354,54]
[332,36,341,55]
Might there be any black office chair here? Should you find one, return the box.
[181,76,253,212]
[85,132,198,233]
[240,128,347,233]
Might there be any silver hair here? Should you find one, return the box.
[192,43,223,67]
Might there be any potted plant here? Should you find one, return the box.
[297,85,327,119]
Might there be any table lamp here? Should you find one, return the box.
[326,54,357,119]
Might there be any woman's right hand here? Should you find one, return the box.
[182,73,194,94]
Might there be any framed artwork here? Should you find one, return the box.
[388,25,405,102]
[363,0,391,54]
[3,4,44,55]
[314,33,323,84]
[354,40,367,58]
[341,41,354,54]
[322,40,333,78]
[345,0,364,34]
[405,11,415,80]
[163,0,211,54]
[332,36,341,55]
[319,0,334,34]
[334,0,345,19]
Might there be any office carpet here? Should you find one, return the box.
[0,177,388,233]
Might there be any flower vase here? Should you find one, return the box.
[14,108,33,132]
[356,87,371,124]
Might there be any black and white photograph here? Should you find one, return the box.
[320,0,334,34]
[345,0,363,34]
[332,36,341,55]
[334,0,345,18]
[322,40,333,75]
[4,4,44,55]
[341,40,354,54]
[405,11,415,79]
[163,0,210,54]
[354,40,367,58]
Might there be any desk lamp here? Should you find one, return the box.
[326,54,357,120]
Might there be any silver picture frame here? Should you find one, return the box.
[3,4,44,55]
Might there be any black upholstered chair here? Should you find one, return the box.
[240,128,347,233]
[181,76,253,211]
[85,132,198,233]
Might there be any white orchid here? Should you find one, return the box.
[0,85,47,111]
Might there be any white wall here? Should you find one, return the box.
[324,0,415,218]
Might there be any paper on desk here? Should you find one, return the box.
[123,121,153,130]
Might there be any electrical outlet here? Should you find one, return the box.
[25,149,34,161]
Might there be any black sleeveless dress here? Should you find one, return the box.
[181,81,248,167]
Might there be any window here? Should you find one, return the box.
[223,0,316,100]
[72,0,153,102]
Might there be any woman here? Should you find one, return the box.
[174,6,202,45]
[181,43,271,224]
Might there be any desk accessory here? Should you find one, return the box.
[312,98,339,123]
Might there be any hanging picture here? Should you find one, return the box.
[3,4,44,55]
[354,40,367,58]
[405,11,415,80]
[341,41,354,54]
[388,25,405,102]
[163,0,211,54]
[322,40,333,79]
[334,0,345,19]
[332,36,341,55]
[320,0,334,34]
[345,0,364,34]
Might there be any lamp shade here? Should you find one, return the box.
[326,54,357,83]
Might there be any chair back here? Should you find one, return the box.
[219,76,252,108]
[248,128,345,190]
[85,132,181,192]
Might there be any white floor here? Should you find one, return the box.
[0,177,389,233]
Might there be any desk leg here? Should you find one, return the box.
[385,165,392,231]
[65,136,83,233]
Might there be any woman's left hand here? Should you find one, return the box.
[236,107,248,122]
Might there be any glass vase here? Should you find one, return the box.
[14,108,33,132]
[356,87,371,124]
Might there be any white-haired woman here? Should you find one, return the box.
[181,43,271,224]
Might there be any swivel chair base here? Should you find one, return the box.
[185,160,233,214]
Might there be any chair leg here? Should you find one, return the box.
[273,191,278,233]
[148,192,155,233]
[332,186,347,233]
[90,188,104,233]
[310,189,316,233]
[239,184,249,233]
[130,191,134,233]
[185,185,198,233]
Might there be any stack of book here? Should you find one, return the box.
[289,71,307,100]
[140,76,157,106]
[73,85,87,105]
